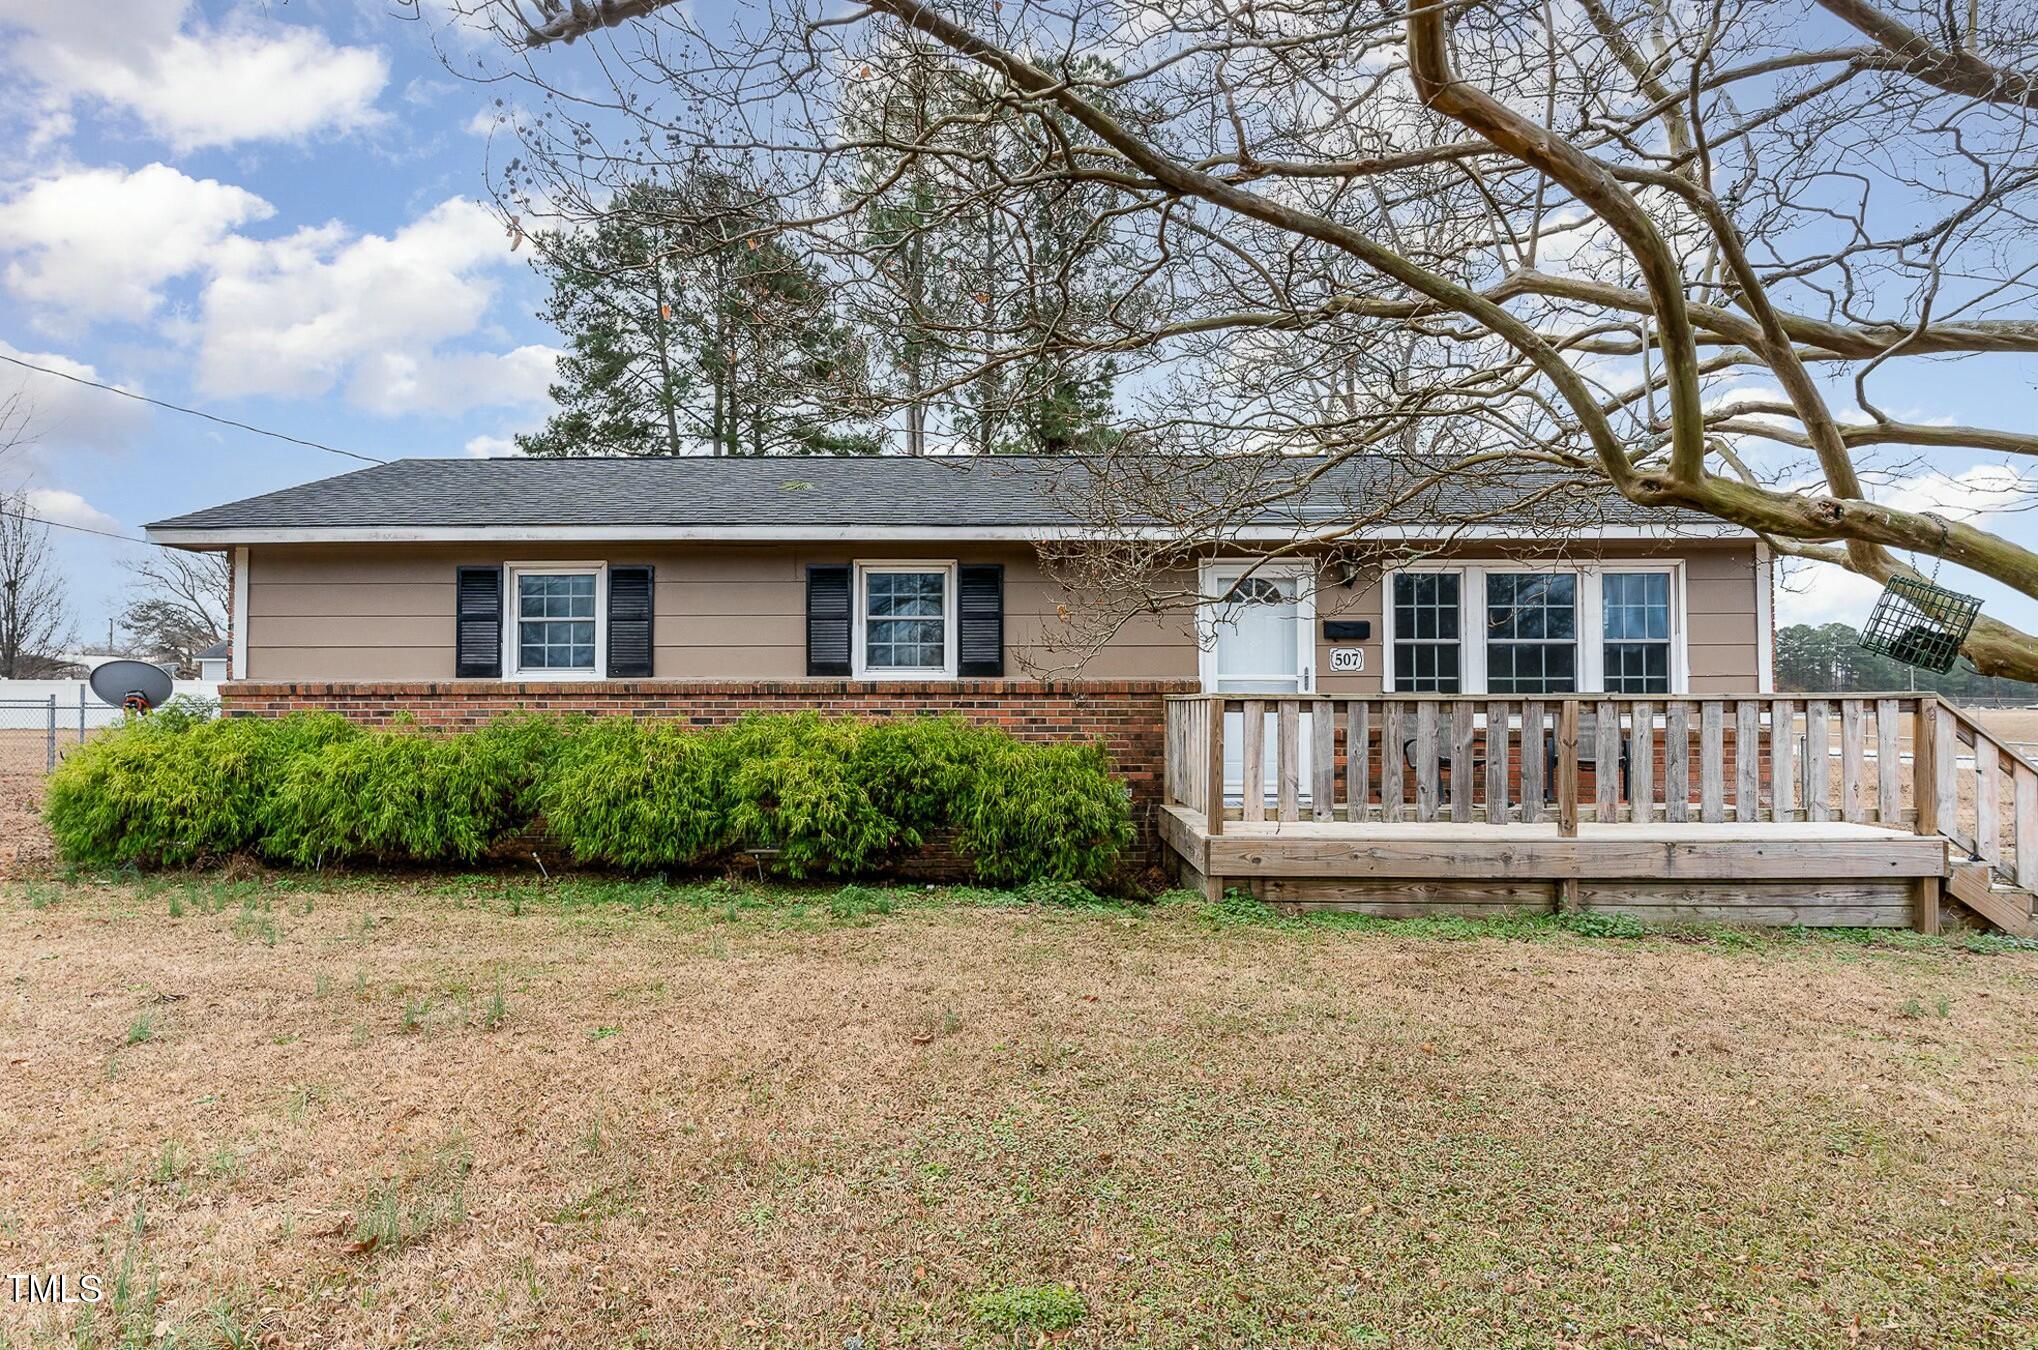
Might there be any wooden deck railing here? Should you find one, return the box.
[1923,699,2038,890]
[1160,693,2038,887]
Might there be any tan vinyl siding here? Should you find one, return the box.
[239,538,1767,690]
[1684,546,1763,693]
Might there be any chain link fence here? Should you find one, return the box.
[1,690,108,775]
[0,684,223,777]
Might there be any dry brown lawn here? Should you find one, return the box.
[1,770,55,877]
[0,873,2033,1348]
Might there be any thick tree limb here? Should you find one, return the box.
[1814,0,2038,106]
[515,0,674,46]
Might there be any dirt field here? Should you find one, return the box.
[1970,707,2038,755]
[1,874,2033,1347]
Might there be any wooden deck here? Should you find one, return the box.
[1161,807,1945,925]
[1160,692,2038,933]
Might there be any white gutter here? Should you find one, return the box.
[146,521,1753,547]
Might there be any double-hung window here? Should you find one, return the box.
[1387,564,1679,694]
[509,565,602,676]
[1602,571,1672,693]
[1485,573,1578,694]
[1390,572,1462,693]
[857,564,954,676]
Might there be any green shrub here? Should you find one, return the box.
[46,709,1136,886]
[260,726,533,866]
[537,718,733,869]
[851,715,994,840]
[471,712,580,818]
[45,712,356,867]
[723,714,894,877]
[955,740,1134,886]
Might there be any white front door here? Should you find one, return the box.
[1204,564,1314,805]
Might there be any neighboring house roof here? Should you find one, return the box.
[145,455,1740,544]
[196,640,230,660]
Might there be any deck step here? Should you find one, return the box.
[1945,863,2037,937]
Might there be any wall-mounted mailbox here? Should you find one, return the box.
[1322,620,1372,641]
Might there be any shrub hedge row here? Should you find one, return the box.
[44,706,1134,884]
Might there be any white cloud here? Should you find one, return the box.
[1775,559,1887,627]
[193,197,554,416]
[0,164,273,324]
[1876,464,2035,523]
[0,0,388,152]
[1775,463,2038,626]
[348,346,560,417]
[0,340,150,458]
[462,434,520,458]
[22,487,121,535]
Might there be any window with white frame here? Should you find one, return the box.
[1386,564,1680,695]
[858,564,953,675]
[1602,571,1672,693]
[510,566,601,675]
[1485,573,1578,694]
[1390,572,1462,693]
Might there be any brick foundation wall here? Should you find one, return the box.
[221,678,1199,866]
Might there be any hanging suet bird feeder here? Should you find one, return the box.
[1857,573,1981,674]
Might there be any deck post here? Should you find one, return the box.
[1204,696,1224,839]
[1915,876,1942,935]
[1556,700,1580,838]
[1911,698,1938,838]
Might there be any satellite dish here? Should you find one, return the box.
[88,660,176,715]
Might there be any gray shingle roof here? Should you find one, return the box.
[146,454,1709,535]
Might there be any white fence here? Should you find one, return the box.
[0,680,220,774]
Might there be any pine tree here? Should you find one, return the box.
[844,42,1132,455]
[520,169,874,457]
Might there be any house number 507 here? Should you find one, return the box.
[1328,647,1365,673]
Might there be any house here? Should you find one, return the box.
[195,640,230,683]
[143,454,1771,693]
[144,455,2034,936]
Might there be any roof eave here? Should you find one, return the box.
[143,521,1753,547]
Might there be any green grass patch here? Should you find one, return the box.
[971,1283,1087,1333]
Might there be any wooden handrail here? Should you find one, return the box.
[1166,691,1941,834]
[1930,695,2038,890]
[1159,690,1938,702]
[1160,690,2035,929]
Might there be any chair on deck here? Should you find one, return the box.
[1545,718,1629,802]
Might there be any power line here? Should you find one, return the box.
[2,503,177,551]
[0,353,387,466]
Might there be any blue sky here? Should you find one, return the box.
[0,0,554,642]
[1,0,2034,649]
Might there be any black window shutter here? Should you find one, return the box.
[607,565,654,678]
[957,564,1004,677]
[807,565,852,676]
[454,566,503,678]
